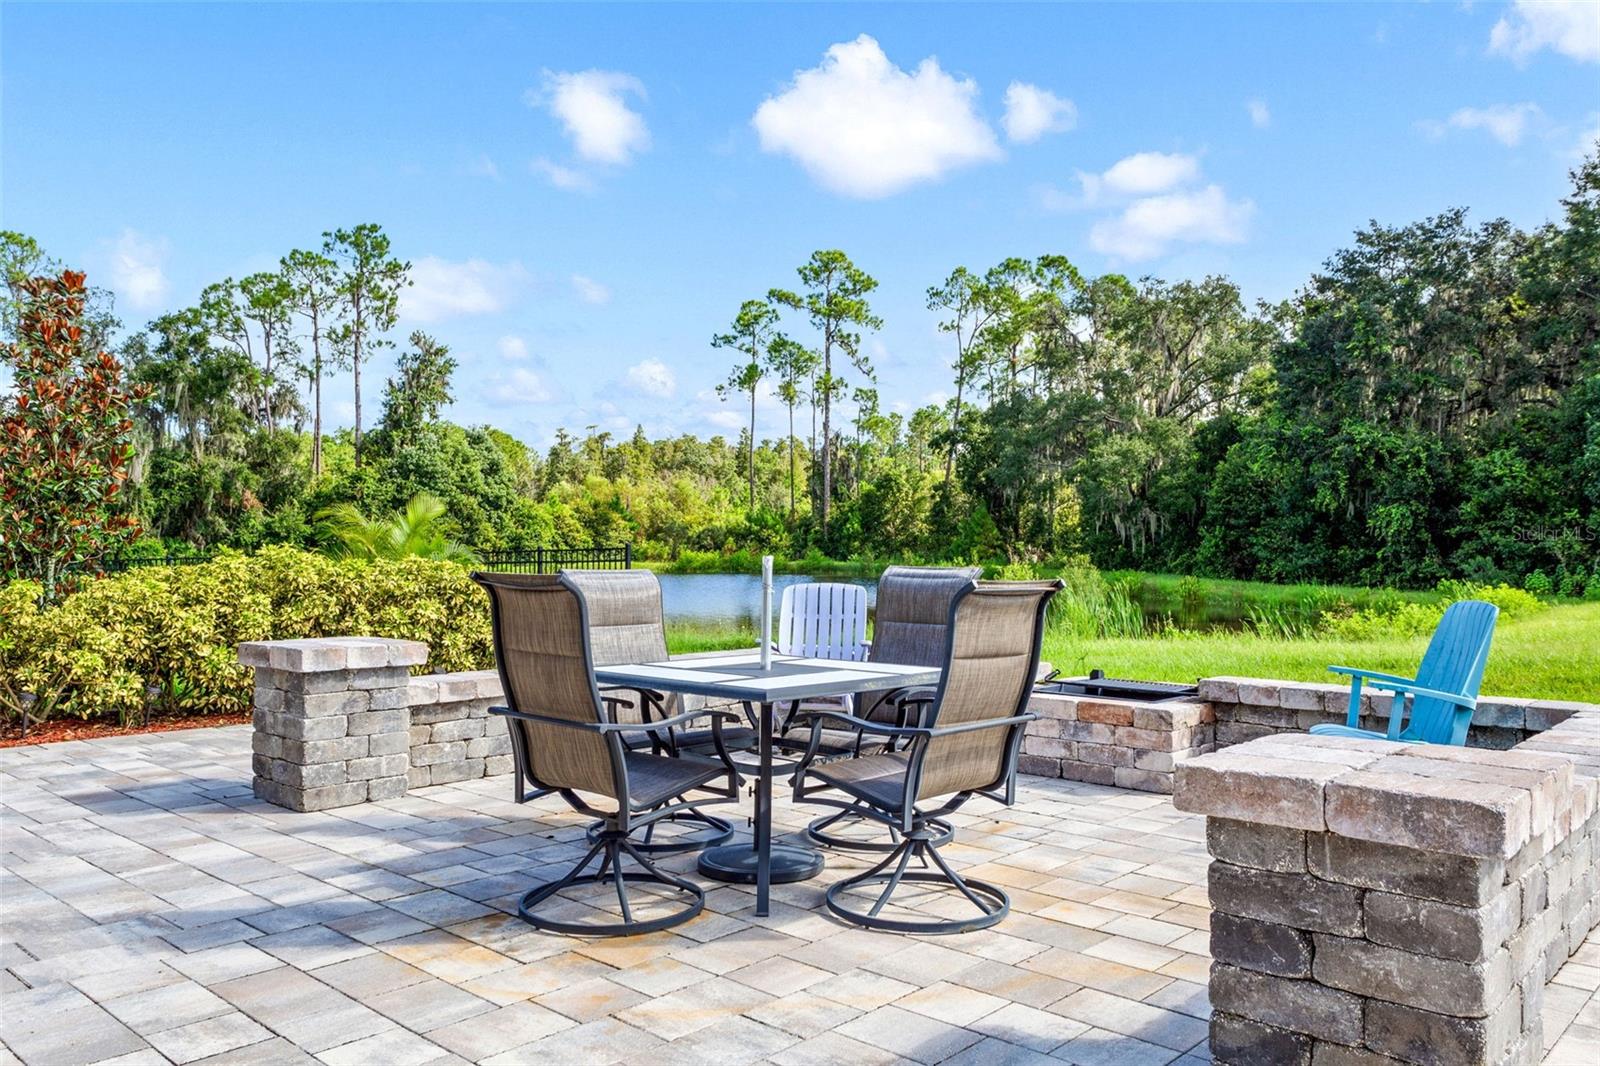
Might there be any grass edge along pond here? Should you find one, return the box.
[663,570,1600,703]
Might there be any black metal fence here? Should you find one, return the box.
[86,546,632,575]
[473,546,632,573]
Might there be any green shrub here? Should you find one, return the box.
[0,546,491,728]
[1524,570,1553,596]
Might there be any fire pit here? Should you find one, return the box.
[1037,669,1199,703]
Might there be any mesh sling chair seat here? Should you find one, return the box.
[792,578,1062,934]
[473,571,744,936]
[802,566,982,853]
[563,569,759,855]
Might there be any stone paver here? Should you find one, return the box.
[2,723,1591,1064]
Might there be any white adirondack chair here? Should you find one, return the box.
[773,582,870,662]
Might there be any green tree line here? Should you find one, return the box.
[3,151,1597,596]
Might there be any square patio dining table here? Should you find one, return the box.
[592,651,942,916]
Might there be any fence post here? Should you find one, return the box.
[624,544,632,569]
[536,546,545,574]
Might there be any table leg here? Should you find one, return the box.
[696,699,823,914]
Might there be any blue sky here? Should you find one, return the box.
[4,1,1597,447]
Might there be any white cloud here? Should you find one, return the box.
[497,335,530,361]
[1100,151,1201,196]
[1246,99,1271,129]
[530,69,650,165]
[1421,103,1544,146]
[103,229,170,311]
[486,367,554,406]
[531,157,595,192]
[1089,184,1254,261]
[751,34,1002,198]
[1002,82,1077,143]
[466,153,501,180]
[570,274,611,305]
[1490,1,1600,64]
[624,359,675,398]
[1573,113,1600,158]
[401,256,530,323]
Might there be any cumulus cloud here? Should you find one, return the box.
[570,274,611,305]
[1489,1,1600,64]
[1420,103,1544,146]
[531,157,595,192]
[530,69,650,165]
[751,34,1002,198]
[103,229,170,311]
[485,367,555,406]
[497,335,530,361]
[1061,151,1202,208]
[624,359,676,398]
[1089,184,1254,261]
[401,256,531,323]
[1002,82,1076,143]
[1246,99,1271,129]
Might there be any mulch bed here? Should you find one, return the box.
[0,712,253,749]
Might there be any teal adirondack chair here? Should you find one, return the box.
[1309,599,1499,747]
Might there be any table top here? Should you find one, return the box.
[593,651,941,702]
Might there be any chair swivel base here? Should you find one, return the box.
[824,831,1009,935]
[518,829,704,937]
[698,842,825,884]
[585,808,734,855]
[806,806,954,853]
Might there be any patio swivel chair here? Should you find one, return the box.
[563,568,753,853]
[474,571,744,935]
[802,566,981,853]
[792,578,1062,934]
[1310,598,1499,747]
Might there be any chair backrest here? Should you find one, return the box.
[563,569,670,666]
[858,566,983,718]
[916,579,1061,802]
[1404,599,1499,744]
[775,582,869,661]
[472,571,620,799]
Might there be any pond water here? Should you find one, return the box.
[656,573,876,628]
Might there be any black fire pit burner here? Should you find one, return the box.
[1036,669,1199,703]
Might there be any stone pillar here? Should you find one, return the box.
[1175,732,1600,1066]
[240,637,428,812]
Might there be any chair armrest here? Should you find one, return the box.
[489,706,742,734]
[924,713,1038,738]
[1358,679,1477,710]
[1328,666,1418,688]
[795,709,927,740]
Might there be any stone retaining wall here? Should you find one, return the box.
[405,670,511,788]
[1174,706,1600,1065]
[1199,676,1593,751]
[1020,691,1216,794]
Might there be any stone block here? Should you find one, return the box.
[1210,912,1313,978]
[1175,749,1351,831]
[1210,963,1364,1044]
[1028,693,1078,720]
[367,775,407,801]
[430,718,485,743]
[1065,721,1117,744]
[428,758,485,785]
[1312,935,1513,1017]
[1363,993,1522,1066]
[1280,684,1341,712]
[1114,726,1173,751]
[407,677,440,705]
[1210,1012,1311,1066]
[367,731,410,757]
[1525,702,1590,732]
[1310,833,1505,906]
[1023,735,1069,759]
[346,666,413,690]
[1017,755,1062,778]
[1060,760,1117,786]
[1217,722,1279,746]
[278,762,347,789]
[1135,750,1176,773]
[466,733,511,759]
[251,732,284,759]
[1112,768,1173,794]
[411,741,468,767]
[1309,1043,1403,1066]
[284,736,368,765]
[1207,818,1307,872]
[1369,750,1570,840]
[253,685,285,713]
[367,687,413,710]
[484,755,513,776]
[298,782,370,810]
[1199,677,1245,703]
[1074,742,1135,767]
[1209,861,1363,936]
[1235,705,1299,729]
[1077,701,1134,726]
[407,766,430,790]
[273,714,349,742]
[283,689,367,718]
[1325,770,1532,859]
[345,708,408,736]
[1363,888,1521,964]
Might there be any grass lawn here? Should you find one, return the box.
[667,601,1600,702]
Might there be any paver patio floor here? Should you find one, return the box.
[1,725,1593,1065]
